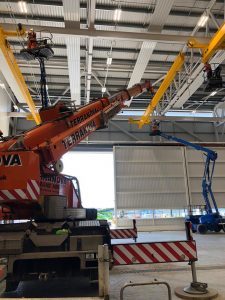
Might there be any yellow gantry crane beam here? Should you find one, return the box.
[188,22,225,64]
[129,52,185,128]
[0,26,41,125]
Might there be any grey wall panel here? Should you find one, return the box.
[114,145,225,212]
[117,192,187,209]
[114,146,188,210]
[116,162,184,177]
[115,146,184,162]
[116,177,185,192]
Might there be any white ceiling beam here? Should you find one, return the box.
[86,38,93,103]
[86,0,96,103]
[63,0,81,104]
[63,0,80,29]
[126,0,175,106]
[87,0,96,30]
[65,36,81,104]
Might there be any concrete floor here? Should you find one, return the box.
[2,230,225,299]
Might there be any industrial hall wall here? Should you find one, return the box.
[114,145,225,229]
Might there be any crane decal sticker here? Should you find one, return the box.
[0,154,22,167]
[62,120,97,149]
[69,107,99,127]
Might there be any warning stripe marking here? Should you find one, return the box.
[0,180,40,202]
[110,229,137,239]
[113,241,197,265]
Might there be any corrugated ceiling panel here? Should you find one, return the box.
[20,67,69,76]
[0,17,64,28]
[93,50,136,60]
[0,2,63,17]
[63,0,80,21]
[166,14,219,28]
[155,43,183,52]
[29,4,63,18]
[93,39,141,51]
[96,9,151,25]
[97,0,154,9]
[114,146,187,210]
[94,25,147,33]
[92,70,131,78]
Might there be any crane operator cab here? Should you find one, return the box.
[203,62,223,92]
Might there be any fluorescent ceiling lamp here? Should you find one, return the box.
[197,15,209,27]
[114,8,122,22]
[0,82,5,89]
[18,1,28,13]
[210,90,217,96]
[106,57,112,65]
[192,110,196,114]
[102,87,106,93]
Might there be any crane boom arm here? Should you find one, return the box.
[0,81,152,165]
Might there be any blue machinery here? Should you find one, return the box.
[153,129,225,234]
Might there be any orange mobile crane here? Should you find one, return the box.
[0,69,152,291]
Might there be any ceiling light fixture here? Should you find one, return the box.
[102,87,106,93]
[114,8,122,22]
[0,82,5,90]
[210,90,217,96]
[106,57,112,65]
[197,15,209,27]
[18,1,28,14]
[192,110,196,114]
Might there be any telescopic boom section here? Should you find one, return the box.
[0,81,152,165]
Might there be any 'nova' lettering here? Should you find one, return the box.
[0,154,22,167]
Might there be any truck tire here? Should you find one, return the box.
[5,279,19,292]
[214,224,221,232]
[197,224,207,234]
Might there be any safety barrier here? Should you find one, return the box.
[113,240,197,265]
[110,220,137,241]
[98,222,216,299]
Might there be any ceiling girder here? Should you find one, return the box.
[2,24,211,44]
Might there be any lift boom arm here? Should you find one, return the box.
[156,131,218,215]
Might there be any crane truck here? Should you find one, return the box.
[0,24,154,292]
[0,80,153,292]
[151,123,225,234]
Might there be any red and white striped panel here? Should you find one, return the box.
[0,180,40,201]
[110,229,137,239]
[113,240,197,265]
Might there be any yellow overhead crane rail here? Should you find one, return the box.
[188,22,225,64]
[0,25,41,125]
[129,52,185,128]
[130,21,225,129]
